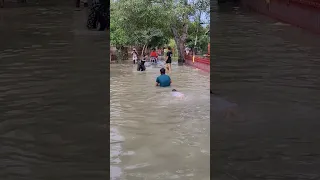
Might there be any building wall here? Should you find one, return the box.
[241,0,320,33]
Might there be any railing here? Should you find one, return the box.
[185,55,210,64]
[184,55,210,72]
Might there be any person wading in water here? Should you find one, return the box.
[131,48,138,64]
[150,48,158,63]
[165,46,173,73]
[156,68,171,87]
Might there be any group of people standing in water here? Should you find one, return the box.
[131,46,173,73]
[131,46,239,116]
[131,46,179,98]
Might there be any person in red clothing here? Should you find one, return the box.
[150,48,158,63]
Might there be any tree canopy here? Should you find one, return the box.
[110,0,209,61]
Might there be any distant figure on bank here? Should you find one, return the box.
[165,46,173,73]
[185,47,191,55]
[156,68,171,87]
[131,48,138,64]
[171,89,185,99]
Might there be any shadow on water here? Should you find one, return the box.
[211,2,320,179]
[110,62,210,179]
[0,6,109,180]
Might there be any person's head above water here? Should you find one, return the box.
[160,68,166,75]
[172,89,177,92]
[156,68,171,87]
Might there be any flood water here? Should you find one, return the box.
[3,2,320,180]
[0,6,109,180]
[110,63,210,179]
[211,2,320,179]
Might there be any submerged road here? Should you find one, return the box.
[0,6,109,180]
[110,63,210,179]
[212,2,320,179]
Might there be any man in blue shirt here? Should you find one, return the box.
[156,68,171,87]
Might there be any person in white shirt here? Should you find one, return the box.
[131,48,138,64]
[171,89,185,99]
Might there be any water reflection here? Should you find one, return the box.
[110,63,210,179]
[212,2,320,179]
[0,7,109,180]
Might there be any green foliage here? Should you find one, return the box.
[131,28,164,46]
[111,0,168,48]
[110,1,129,47]
[110,0,210,57]
[110,19,129,47]
[168,39,178,57]
[149,36,169,49]
[186,24,209,53]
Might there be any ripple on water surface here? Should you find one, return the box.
[211,3,320,179]
[1,7,109,180]
[110,63,210,179]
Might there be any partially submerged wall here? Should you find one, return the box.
[241,0,320,33]
[184,55,210,72]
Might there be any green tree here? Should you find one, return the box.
[186,23,209,54]
[110,0,209,61]
[111,0,169,57]
[159,0,209,63]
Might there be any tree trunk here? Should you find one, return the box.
[161,0,188,65]
[171,34,186,65]
[177,40,185,65]
[171,25,187,65]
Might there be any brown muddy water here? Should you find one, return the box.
[0,6,109,180]
[110,62,210,179]
[211,2,320,180]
